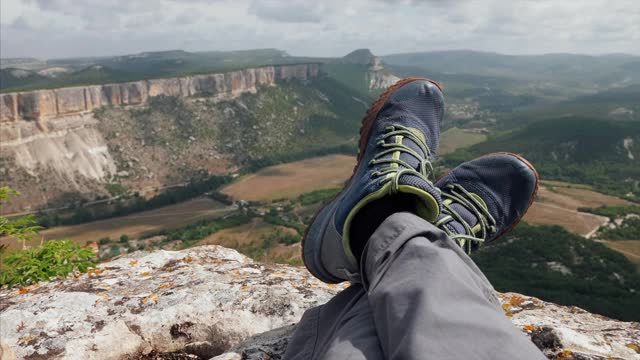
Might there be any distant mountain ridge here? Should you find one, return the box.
[0,49,310,93]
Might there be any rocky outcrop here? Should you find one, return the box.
[367,70,400,91]
[340,48,401,91]
[1,245,638,360]
[0,64,321,122]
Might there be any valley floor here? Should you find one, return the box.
[0,198,233,250]
[6,155,637,268]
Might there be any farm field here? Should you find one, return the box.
[1,198,231,250]
[439,127,488,155]
[196,218,301,265]
[524,183,633,236]
[223,155,632,238]
[600,240,640,269]
[222,154,355,202]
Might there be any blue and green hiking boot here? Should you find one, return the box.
[302,78,445,283]
[435,153,539,253]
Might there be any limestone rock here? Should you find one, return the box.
[18,90,57,120]
[55,87,87,115]
[1,245,638,359]
[0,245,341,360]
[216,292,640,359]
[0,94,18,123]
[367,71,400,91]
[1,64,321,122]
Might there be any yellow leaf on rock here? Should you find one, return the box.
[627,343,639,352]
[129,260,138,266]
[557,350,573,360]
[142,293,159,304]
[88,269,105,276]
[159,282,173,289]
[184,256,193,263]
[19,288,29,294]
[523,324,535,332]
[509,295,525,306]
[18,335,33,344]
[240,285,250,291]
[141,271,151,276]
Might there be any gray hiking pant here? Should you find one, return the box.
[284,212,546,360]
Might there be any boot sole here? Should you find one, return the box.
[301,77,442,282]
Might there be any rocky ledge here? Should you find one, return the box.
[0,245,638,360]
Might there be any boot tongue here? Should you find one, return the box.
[438,201,480,236]
[379,127,441,221]
[395,173,441,222]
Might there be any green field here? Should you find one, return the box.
[439,127,488,155]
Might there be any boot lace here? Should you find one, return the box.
[437,183,497,254]
[369,125,434,193]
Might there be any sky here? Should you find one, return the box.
[1,0,639,59]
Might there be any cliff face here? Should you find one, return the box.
[0,64,322,213]
[367,70,400,91]
[0,64,321,123]
[339,48,401,91]
[0,245,638,360]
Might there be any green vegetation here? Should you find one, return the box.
[473,223,640,321]
[579,206,640,240]
[245,143,356,173]
[444,117,640,198]
[147,214,255,248]
[0,187,42,249]
[598,218,640,240]
[1,49,321,93]
[263,211,305,235]
[323,63,372,96]
[37,175,229,227]
[235,229,302,265]
[1,186,95,288]
[219,78,365,170]
[439,128,488,155]
[1,240,95,287]
[296,188,341,206]
[106,183,127,197]
[579,205,640,219]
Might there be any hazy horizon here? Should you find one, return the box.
[2,46,640,62]
[1,0,639,59]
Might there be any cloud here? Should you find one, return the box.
[248,0,324,23]
[8,15,33,30]
[1,0,639,58]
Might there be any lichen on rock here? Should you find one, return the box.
[1,245,638,360]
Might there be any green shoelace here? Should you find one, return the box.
[369,125,435,192]
[437,183,497,254]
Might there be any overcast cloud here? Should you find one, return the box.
[1,0,638,59]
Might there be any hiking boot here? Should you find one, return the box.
[435,153,539,253]
[303,78,445,283]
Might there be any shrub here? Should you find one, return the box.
[0,186,95,288]
[0,240,95,287]
[120,234,130,243]
[0,187,42,247]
